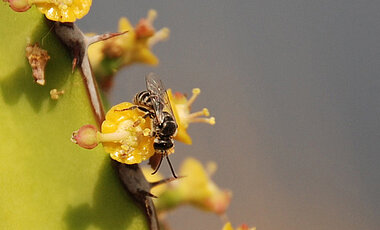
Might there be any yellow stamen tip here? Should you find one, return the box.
[143,128,151,136]
[121,145,129,151]
[192,88,201,95]
[147,9,157,23]
[206,161,218,175]
[187,88,201,107]
[209,117,216,125]
[148,28,170,47]
[202,108,210,116]
[159,27,170,40]
[137,116,146,124]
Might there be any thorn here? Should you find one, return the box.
[71,47,80,73]
[72,56,78,73]
[86,31,128,46]
[138,189,158,199]
[150,176,184,188]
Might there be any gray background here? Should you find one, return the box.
[78,1,380,229]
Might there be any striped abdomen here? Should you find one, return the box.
[134,90,153,109]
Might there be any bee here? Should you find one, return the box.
[117,73,178,177]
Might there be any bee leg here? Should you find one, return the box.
[115,106,154,119]
[142,111,155,119]
[165,154,177,178]
[150,176,183,188]
[114,105,138,112]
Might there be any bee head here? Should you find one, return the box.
[153,137,174,151]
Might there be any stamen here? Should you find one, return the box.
[146,9,157,24]
[206,161,218,176]
[186,88,201,107]
[188,108,210,119]
[143,128,151,136]
[190,117,215,125]
[97,130,130,142]
[121,145,135,154]
[148,27,170,47]
[133,116,146,127]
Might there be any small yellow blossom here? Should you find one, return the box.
[87,9,170,91]
[111,9,169,66]
[223,222,234,230]
[167,88,215,145]
[148,157,231,215]
[177,158,230,214]
[222,222,256,230]
[5,0,92,22]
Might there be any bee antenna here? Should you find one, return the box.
[151,154,163,175]
[166,155,178,178]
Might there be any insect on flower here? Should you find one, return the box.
[116,73,178,177]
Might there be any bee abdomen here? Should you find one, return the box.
[134,91,153,108]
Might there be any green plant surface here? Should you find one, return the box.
[0,5,148,230]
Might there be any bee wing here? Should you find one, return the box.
[145,73,176,124]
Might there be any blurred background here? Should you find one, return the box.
[78,1,380,229]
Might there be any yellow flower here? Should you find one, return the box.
[223,222,234,230]
[100,102,155,164]
[113,9,170,66]
[5,0,92,22]
[177,158,230,214]
[35,0,92,22]
[72,102,157,165]
[167,88,215,145]
[151,157,231,215]
[87,10,170,90]
[222,222,256,230]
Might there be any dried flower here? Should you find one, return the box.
[168,88,215,145]
[50,89,64,100]
[4,0,92,22]
[25,43,50,85]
